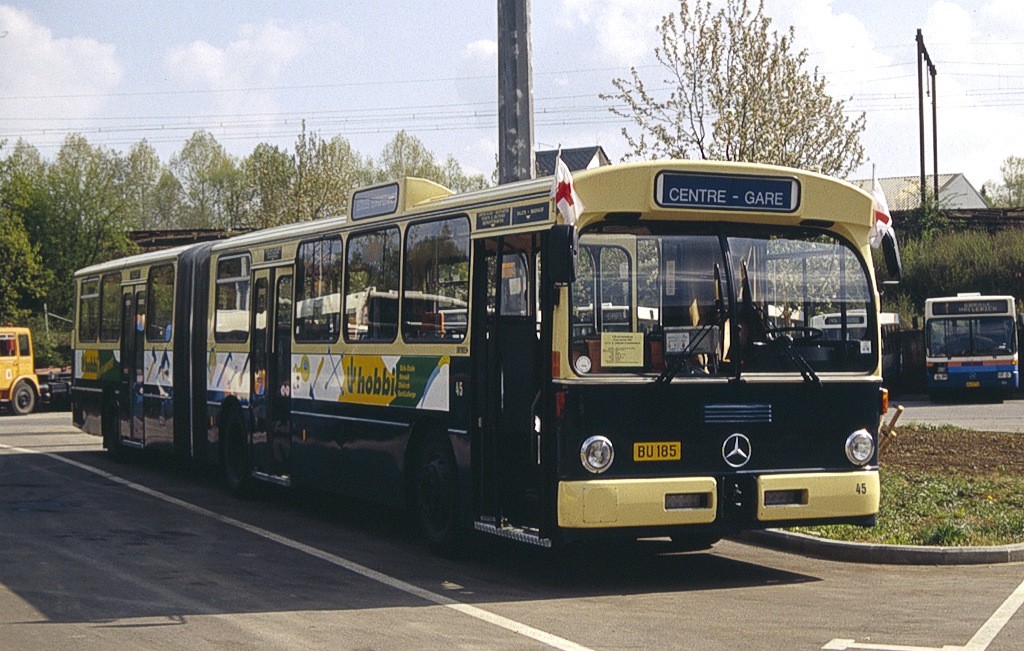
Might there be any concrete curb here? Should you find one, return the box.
[731,530,1024,565]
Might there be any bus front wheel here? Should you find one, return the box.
[221,413,253,498]
[102,398,125,461]
[409,437,461,555]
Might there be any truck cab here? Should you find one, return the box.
[0,326,70,415]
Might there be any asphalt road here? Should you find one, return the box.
[1,412,1023,651]
[890,392,1024,432]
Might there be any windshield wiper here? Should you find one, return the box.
[656,264,726,384]
[735,261,819,384]
[655,321,719,384]
[762,331,820,384]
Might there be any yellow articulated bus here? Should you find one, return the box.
[72,160,901,552]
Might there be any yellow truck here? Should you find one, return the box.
[0,326,71,415]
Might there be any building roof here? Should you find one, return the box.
[535,146,611,176]
[850,173,987,211]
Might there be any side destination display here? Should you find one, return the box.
[655,171,800,213]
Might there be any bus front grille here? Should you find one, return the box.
[703,404,773,424]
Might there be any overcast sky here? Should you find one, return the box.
[1,1,1022,190]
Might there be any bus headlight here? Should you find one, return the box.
[580,435,614,474]
[845,429,874,466]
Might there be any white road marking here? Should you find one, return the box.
[2,443,594,651]
[823,575,1024,651]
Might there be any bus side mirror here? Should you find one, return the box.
[881,229,902,282]
[548,225,578,285]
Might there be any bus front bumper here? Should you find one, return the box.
[557,470,879,529]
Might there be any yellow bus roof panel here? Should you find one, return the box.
[350,177,455,221]
[571,160,874,230]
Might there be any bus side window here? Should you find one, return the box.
[345,227,400,342]
[295,237,342,343]
[100,273,122,342]
[402,216,470,343]
[78,277,100,343]
[500,252,530,317]
[148,264,176,342]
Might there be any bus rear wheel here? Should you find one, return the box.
[10,382,36,416]
[409,437,461,554]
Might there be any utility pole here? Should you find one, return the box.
[497,0,535,184]
[917,29,938,206]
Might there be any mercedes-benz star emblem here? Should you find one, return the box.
[722,433,752,468]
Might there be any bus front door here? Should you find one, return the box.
[249,269,292,483]
[473,236,544,533]
[118,289,145,448]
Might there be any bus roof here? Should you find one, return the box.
[74,243,196,278]
[209,215,350,253]
[347,160,876,233]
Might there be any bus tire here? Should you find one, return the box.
[221,412,253,498]
[102,398,126,461]
[10,382,36,416]
[409,436,462,555]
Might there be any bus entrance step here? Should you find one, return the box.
[251,471,292,488]
[474,520,552,548]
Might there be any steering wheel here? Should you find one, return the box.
[767,326,824,344]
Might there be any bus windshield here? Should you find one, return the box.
[927,316,1016,357]
[569,225,875,377]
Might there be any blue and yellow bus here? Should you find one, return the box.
[925,293,1019,400]
[72,160,900,552]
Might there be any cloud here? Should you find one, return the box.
[463,39,497,63]
[161,20,309,149]
[556,0,673,66]
[166,21,305,92]
[0,5,122,140]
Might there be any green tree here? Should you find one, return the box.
[43,134,135,315]
[0,141,51,321]
[293,123,368,222]
[0,145,49,322]
[122,140,164,230]
[601,0,866,177]
[374,130,444,182]
[373,131,489,192]
[244,143,295,228]
[0,140,49,246]
[151,169,185,229]
[170,130,244,228]
[440,154,489,193]
[982,155,1024,208]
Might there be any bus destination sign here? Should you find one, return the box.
[352,182,400,220]
[655,171,800,213]
[932,299,1011,316]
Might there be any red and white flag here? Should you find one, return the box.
[869,176,893,248]
[551,150,584,225]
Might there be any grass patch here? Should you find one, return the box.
[794,469,1024,546]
